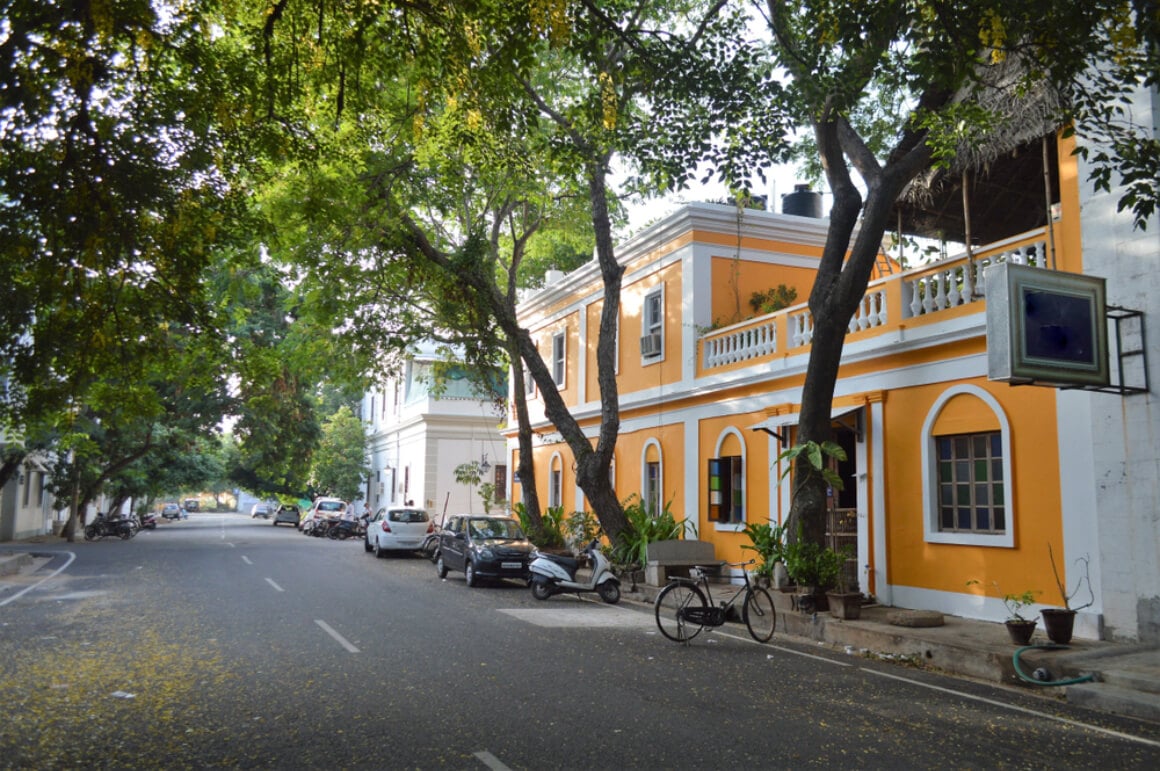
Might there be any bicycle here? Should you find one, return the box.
[654,559,776,644]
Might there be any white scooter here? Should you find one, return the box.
[529,538,621,604]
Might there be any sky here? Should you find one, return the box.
[622,162,821,235]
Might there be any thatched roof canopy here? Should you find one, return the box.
[893,59,1067,245]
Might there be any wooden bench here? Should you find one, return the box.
[644,540,721,586]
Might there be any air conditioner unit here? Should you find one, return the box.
[640,332,662,357]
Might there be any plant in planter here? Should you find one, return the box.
[777,441,847,610]
[783,530,844,613]
[609,495,689,591]
[1042,544,1094,644]
[967,581,1039,645]
[741,522,787,588]
[824,545,860,619]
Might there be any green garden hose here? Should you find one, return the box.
[1013,644,1096,686]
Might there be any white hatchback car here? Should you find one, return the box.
[364,506,435,557]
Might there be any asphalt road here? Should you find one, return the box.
[2,513,1159,769]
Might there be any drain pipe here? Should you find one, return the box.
[1013,644,1097,686]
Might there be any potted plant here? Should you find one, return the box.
[824,545,860,619]
[776,441,848,610]
[967,581,1039,645]
[1042,544,1094,644]
[741,522,787,588]
[783,534,843,613]
[1002,590,1040,645]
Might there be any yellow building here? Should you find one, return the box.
[506,127,1159,643]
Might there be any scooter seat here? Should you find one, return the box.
[538,552,580,573]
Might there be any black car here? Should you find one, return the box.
[435,515,534,587]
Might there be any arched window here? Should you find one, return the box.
[548,452,563,509]
[641,439,662,516]
[708,428,746,526]
[921,385,1014,547]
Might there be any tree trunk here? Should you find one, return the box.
[508,338,542,528]
[788,115,932,548]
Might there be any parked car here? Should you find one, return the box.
[310,497,348,520]
[250,503,272,519]
[272,505,300,527]
[364,506,435,557]
[183,498,200,512]
[435,515,534,586]
[160,503,182,520]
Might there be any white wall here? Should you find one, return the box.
[1076,78,1160,642]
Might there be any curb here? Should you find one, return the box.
[0,551,34,577]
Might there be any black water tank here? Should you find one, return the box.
[782,184,823,218]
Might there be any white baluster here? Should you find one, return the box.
[875,290,887,326]
[905,279,920,318]
[947,269,961,307]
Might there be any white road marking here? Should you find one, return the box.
[0,551,76,607]
[314,619,360,653]
[765,643,854,665]
[241,556,253,565]
[865,668,1160,748]
[499,607,653,628]
[264,578,284,592]
[474,751,512,770]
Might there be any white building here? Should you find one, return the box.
[0,443,58,541]
[361,343,509,522]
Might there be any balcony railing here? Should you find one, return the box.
[699,231,1050,373]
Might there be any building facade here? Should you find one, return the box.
[362,343,509,522]
[507,110,1159,642]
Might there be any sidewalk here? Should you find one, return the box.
[622,581,1160,725]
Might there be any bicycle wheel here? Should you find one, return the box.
[742,586,776,642]
[654,582,709,643]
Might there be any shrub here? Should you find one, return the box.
[610,495,689,568]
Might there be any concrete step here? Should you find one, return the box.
[0,551,33,576]
[1098,662,1160,696]
[1067,682,1160,724]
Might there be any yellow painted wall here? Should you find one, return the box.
[709,256,816,328]
[612,421,686,519]
[1054,132,1083,274]
[883,377,1064,601]
[614,261,684,394]
[695,411,775,565]
[527,310,581,408]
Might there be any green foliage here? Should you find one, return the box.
[967,580,1039,622]
[564,509,601,551]
[515,504,567,549]
[778,440,846,492]
[741,522,788,578]
[783,529,849,591]
[309,406,370,502]
[610,495,689,568]
[749,285,799,315]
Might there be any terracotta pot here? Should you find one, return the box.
[1041,608,1076,644]
[1005,619,1037,645]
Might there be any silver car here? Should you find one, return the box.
[364,507,434,557]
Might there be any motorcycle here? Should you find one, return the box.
[327,518,359,540]
[83,514,135,541]
[529,537,621,604]
[139,512,157,530]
